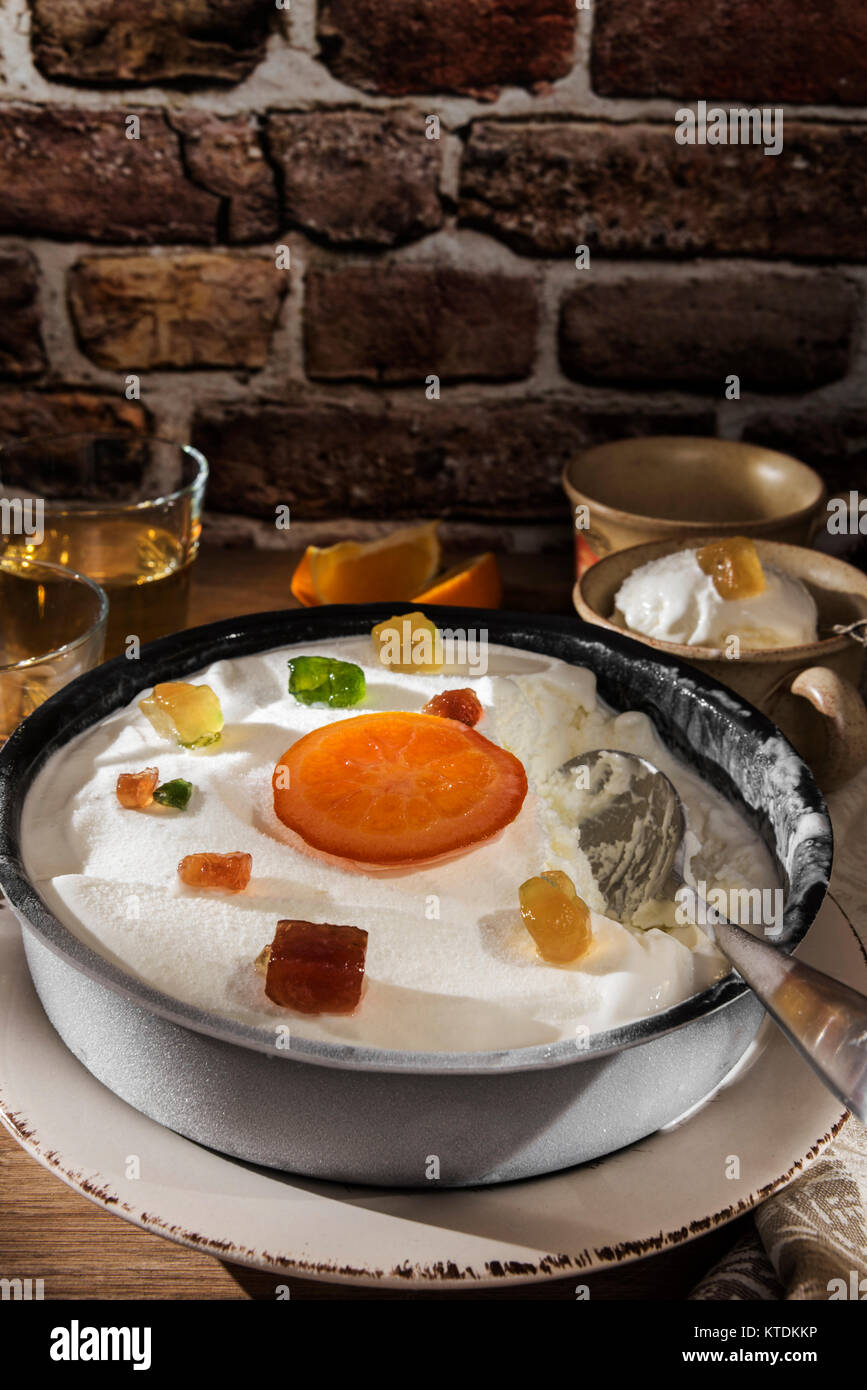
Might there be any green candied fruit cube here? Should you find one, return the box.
[152,778,193,811]
[287,655,366,708]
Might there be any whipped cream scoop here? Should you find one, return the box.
[614,548,818,649]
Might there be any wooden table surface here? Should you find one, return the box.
[0,543,750,1299]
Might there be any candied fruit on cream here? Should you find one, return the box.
[273,712,527,866]
[153,778,193,811]
[372,611,443,673]
[288,655,365,708]
[178,851,252,892]
[265,919,368,1014]
[116,767,159,809]
[696,537,766,601]
[139,682,224,748]
[540,869,579,900]
[519,872,592,964]
[422,687,483,727]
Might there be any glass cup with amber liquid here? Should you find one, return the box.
[0,434,208,659]
[0,558,108,747]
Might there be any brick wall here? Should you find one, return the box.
[1,0,866,552]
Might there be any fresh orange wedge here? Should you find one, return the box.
[290,548,318,606]
[291,522,441,606]
[413,551,502,607]
[273,712,527,866]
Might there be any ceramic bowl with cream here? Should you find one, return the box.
[0,607,832,1186]
[576,539,867,793]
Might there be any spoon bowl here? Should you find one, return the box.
[553,749,685,920]
[560,748,867,1121]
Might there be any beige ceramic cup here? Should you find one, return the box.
[562,437,827,578]
[574,537,867,792]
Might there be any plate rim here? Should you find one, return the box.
[0,891,857,1291]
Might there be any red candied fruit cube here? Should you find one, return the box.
[422,687,483,727]
[116,767,159,809]
[178,852,252,892]
[265,920,368,1015]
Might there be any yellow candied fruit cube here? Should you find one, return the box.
[519,872,593,965]
[139,681,224,749]
[371,611,443,673]
[696,537,766,601]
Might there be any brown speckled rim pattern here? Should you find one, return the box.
[0,605,833,1077]
[0,1084,850,1286]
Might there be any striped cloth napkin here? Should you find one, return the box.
[691,769,867,1301]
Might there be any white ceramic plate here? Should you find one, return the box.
[0,897,857,1291]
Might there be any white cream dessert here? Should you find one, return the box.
[614,547,818,649]
[21,639,780,1053]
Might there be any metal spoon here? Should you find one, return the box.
[554,748,867,1121]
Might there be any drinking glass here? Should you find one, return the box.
[0,557,108,746]
[0,434,208,658]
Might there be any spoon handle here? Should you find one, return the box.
[678,884,867,1120]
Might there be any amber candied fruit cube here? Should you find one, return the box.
[265,920,368,1014]
[540,869,577,900]
[519,873,592,965]
[422,687,483,727]
[116,767,159,809]
[696,537,766,600]
[139,681,224,748]
[371,611,443,672]
[177,852,252,892]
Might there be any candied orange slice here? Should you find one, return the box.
[519,873,593,964]
[265,920,368,1014]
[178,852,252,891]
[297,522,440,605]
[413,552,502,608]
[116,767,158,809]
[696,537,766,600]
[273,711,527,866]
[423,688,483,727]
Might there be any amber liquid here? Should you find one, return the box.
[2,516,195,658]
[0,571,105,743]
[0,665,64,745]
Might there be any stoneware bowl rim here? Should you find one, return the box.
[0,605,833,1077]
[561,435,826,532]
[575,535,867,662]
